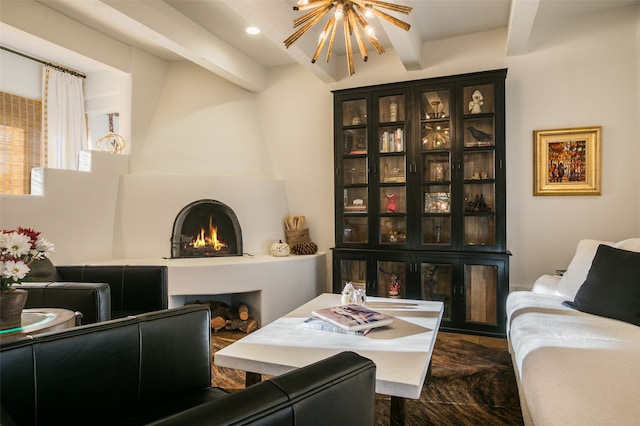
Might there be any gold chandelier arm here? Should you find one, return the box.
[347,9,368,61]
[293,3,332,27]
[285,6,332,47]
[312,16,336,63]
[294,0,333,11]
[352,6,385,54]
[343,17,355,75]
[326,16,339,63]
[368,35,385,54]
[356,0,412,14]
[370,7,411,31]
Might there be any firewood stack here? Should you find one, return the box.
[194,300,259,334]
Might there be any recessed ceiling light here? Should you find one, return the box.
[245,27,261,35]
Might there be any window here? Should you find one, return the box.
[0,91,43,194]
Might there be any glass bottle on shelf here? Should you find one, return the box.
[378,260,405,298]
[379,95,405,123]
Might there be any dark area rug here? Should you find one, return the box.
[211,331,523,425]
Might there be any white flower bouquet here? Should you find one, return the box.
[0,228,55,291]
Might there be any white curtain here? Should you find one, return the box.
[42,67,87,170]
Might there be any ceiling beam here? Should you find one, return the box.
[97,0,267,92]
[384,12,423,71]
[506,0,541,56]
[2,0,132,73]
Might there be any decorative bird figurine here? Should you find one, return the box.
[466,127,492,142]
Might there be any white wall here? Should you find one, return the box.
[0,49,41,98]
[131,62,273,177]
[505,6,640,288]
[0,152,129,264]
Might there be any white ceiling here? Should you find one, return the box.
[5,0,639,90]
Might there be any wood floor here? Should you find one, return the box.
[211,330,523,425]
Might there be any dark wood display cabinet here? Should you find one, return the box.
[332,69,509,337]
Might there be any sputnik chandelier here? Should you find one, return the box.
[284,0,413,75]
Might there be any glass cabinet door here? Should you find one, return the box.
[376,259,407,299]
[337,258,368,293]
[421,88,452,247]
[338,98,369,245]
[462,83,497,248]
[420,261,453,322]
[378,92,408,247]
[464,263,498,326]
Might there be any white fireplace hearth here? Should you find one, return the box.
[93,253,326,326]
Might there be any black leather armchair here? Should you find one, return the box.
[0,305,376,426]
[17,264,168,323]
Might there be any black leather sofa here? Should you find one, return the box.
[17,264,168,324]
[0,305,376,426]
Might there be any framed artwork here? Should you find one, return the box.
[533,126,601,196]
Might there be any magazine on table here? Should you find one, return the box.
[311,304,394,332]
[303,317,371,336]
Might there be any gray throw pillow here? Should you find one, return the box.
[565,244,640,326]
[25,258,59,282]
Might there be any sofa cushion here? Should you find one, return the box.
[507,290,640,426]
[566,244,640,326]
[556,238,640,298]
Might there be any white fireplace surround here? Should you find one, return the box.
[0,151,327,325]
[110,170,327,324]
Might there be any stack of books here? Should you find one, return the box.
[303,304,394,336]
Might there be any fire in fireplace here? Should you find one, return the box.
[171,199,243,258]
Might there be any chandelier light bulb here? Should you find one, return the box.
[364,4,374,18]
[297,0,309,5]
[365,25,376,37]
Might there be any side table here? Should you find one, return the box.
[0,308,76,340]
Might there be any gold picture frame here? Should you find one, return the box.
[533,126,601,196]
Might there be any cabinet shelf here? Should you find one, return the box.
[333,69,508,336]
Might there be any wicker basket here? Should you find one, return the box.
[285,228,310,245]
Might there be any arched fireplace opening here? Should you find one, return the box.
[171,199,243,258]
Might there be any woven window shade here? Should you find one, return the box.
[0,92,43,194]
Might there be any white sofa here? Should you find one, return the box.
[506,238,640,425]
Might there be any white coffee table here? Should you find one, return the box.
[215,293,444,425]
